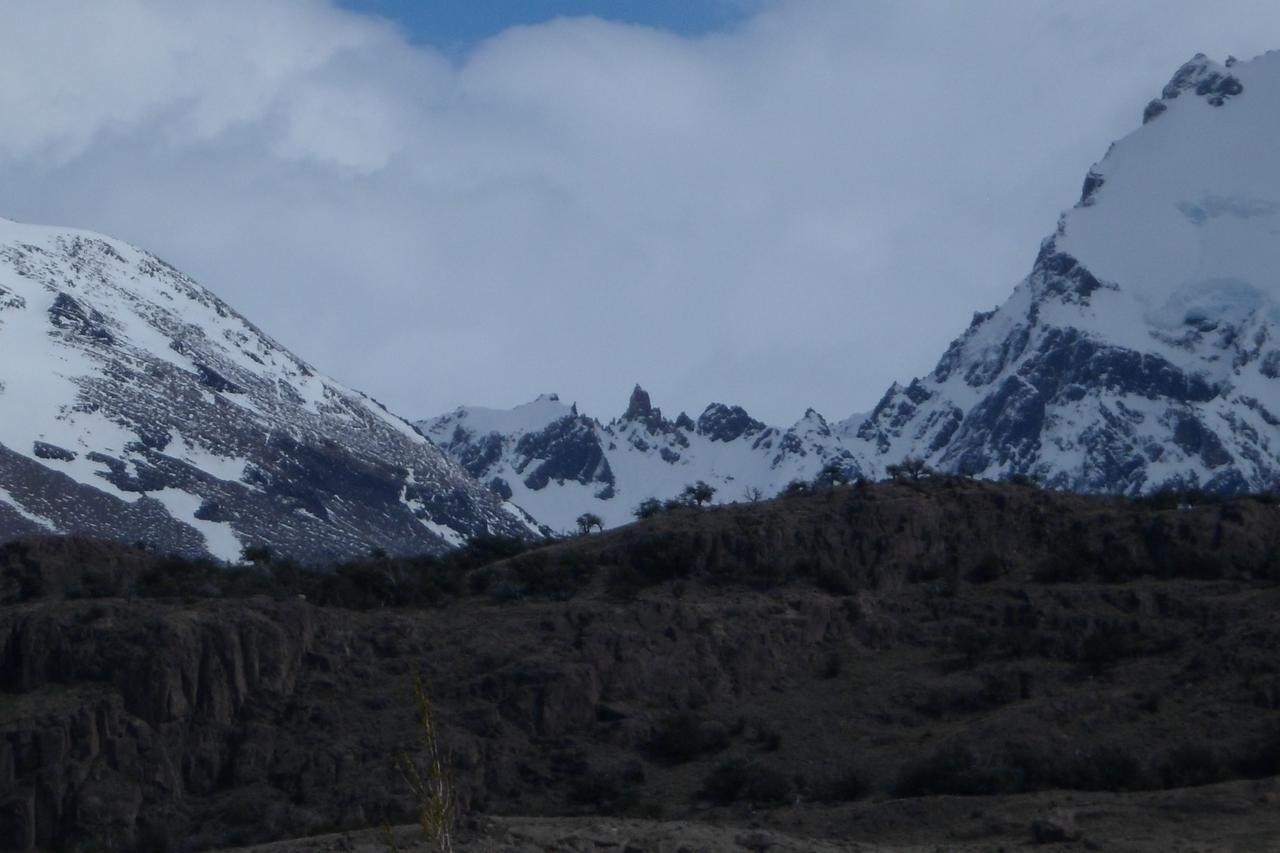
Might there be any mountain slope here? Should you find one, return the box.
[850,52,1280,493]
[0,218,535,560]
[419,386,864,532]
[424,52,1280,530]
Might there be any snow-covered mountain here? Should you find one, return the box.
[0,218,536,561]
[426,52,1280,530]
[855,52,1280,493]
[419,386,863,532]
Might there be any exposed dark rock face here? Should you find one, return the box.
[622,385,654,422]
[30,443,75,463]
[1078,170,1106,207]
[1142,99,1168,124]
[696,404,766,443]
[514,416,614,491]
[1161,53,1244,107]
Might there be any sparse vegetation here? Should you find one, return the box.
[814,463,850,490]
[633,498,664,520]
[575,512,604,535]
[893,742,1147,798]
[699,758,793,805]
[680,480,717,506]
[388,673,455,853]
[886,456,933,482]
[816,766,870,802]
[646,713,729,764]
[779,479,812,497]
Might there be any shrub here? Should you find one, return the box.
[680,481,717,507]
[780,479,812,498]
[817,766,869,802]
[646,714,726,764]
[1232,729,1280,779]
[813,565,854,596]
[893,745,1001,797]
[1252,548,1280,583]
[700,759,792,806]
[633,498,664,520]
[1063,746,1143,791]
[509,552,594,600]
[966,553,1005,584]
[575,513,604,535]
[1081,625,1131,675]
[893,742,1152,798]
[240,543,273,565]
[621,533,696,587]
[887,457,933,482]
[752,722,782,752]
[1035,545,1090,583]
[1140,489,1180,511]
[951,623,992,664]
[456,535,529,567]
[567,771,639,814]
[1158,743,1222,788]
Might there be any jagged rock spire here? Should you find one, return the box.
[623,384,653,421]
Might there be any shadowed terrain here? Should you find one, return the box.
[2,478,1279,850]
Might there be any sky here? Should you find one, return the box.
[3,1,1280,425]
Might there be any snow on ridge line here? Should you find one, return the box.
[0,214,533,559]
[418,387,868,533]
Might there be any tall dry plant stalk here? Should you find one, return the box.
[386,672,455,853]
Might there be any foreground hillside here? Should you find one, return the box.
[2,479,1279,850]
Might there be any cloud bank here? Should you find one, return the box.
[4,0,1280,423]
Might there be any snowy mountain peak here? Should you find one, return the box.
[856,51,1280,493]
[424,51,1280,530]
[0,218,534,559]
[420,391,866,533]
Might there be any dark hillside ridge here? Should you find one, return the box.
[1,480,1279,850]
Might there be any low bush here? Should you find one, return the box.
[893,742,1146,798]
[893,744,1008,797]
[646,713,728,764]
[700,758,792,805]
[816,766,870,802]
[1063,745,1144,791]
[1231,729,1280,779]
[567,771,640,814]
[1158,743,1222,789]
[1080,625,1132,675]
[966,553,1005,584]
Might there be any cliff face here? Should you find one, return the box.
[1,483,1279,850]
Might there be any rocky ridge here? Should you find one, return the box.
[425,52,1280,532]
[419,386,863,532]
[0,218,536,560]
[855,52,1280,494]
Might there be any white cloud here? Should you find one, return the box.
[3,0,1280,423]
